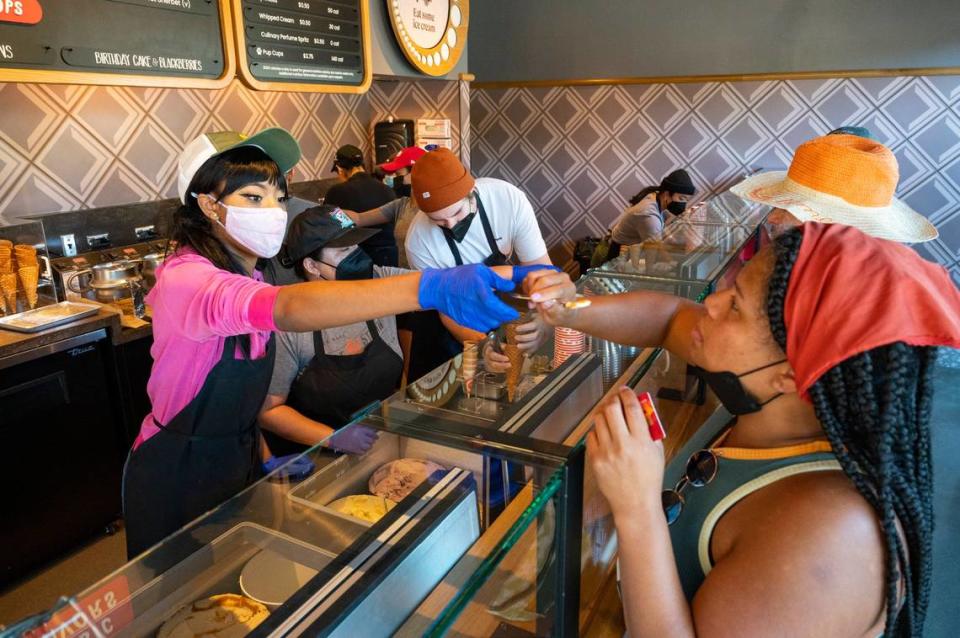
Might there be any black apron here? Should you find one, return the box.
[440,194,508,267]
[408,194,509,381]
[263,321,402,457]
[122,334,275,558]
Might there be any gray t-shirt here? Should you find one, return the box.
[268,265,406,398]
[378,197,420,269]
[611,193,671,245]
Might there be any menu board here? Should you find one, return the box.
[230,0,371,93]
[0,0,235,88]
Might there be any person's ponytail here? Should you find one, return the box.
[627,185,659,206]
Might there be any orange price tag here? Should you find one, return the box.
[25,575,133,638]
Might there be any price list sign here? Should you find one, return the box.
[231,0,370,92]
[0,0,234,88]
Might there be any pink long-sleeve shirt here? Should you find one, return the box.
[134,247,279,447]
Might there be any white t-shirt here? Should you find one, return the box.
[404,177,548,270]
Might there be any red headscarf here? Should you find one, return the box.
[784,222,960,399]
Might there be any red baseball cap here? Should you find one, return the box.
[380,146,426,173]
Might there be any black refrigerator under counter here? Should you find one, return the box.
[0,328,127,588]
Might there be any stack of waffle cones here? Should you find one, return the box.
[0,241,40,314]
[0,240,15,314]
[504,320,526,402]
[15,244,39,310]
[461,340,479,396]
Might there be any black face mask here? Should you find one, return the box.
[442,212,476,243]
[689,359,786,415]
[667,201,687,215]
[323,248,373,281]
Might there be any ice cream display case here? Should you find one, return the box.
[599,187,769,286]
[374,348,602,456]
[600,221,756,283]
[561,346,726,635]
[14,412,584,638]
[683,190,769,228]
[574,272,709,390]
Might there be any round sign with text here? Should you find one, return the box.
[386,0,467,77]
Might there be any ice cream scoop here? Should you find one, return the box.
[496,290,591,310]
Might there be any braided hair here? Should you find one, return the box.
[765,228,936,637]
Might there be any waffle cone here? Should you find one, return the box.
[14,245,37,268]
[504,343,524,402]
[0,256,11,274]
[18,265,38,309]
[504,319,525,346]
[0,272,17,312]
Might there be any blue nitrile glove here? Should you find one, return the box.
[262,454,315,480]
[510,264,561,283]
[327,424,379,455]
[418,264,519,333]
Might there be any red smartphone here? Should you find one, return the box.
[637,391,666,441]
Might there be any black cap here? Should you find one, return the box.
[281,205,378,266]
[331,144,364,172]
[659,169,696,196]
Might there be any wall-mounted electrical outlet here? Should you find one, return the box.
[135,225,157,240]
[87,233,111,249]
[60,234,77,257]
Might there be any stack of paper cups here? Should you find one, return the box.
[554,326,586,368]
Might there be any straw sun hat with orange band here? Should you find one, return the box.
[731,134,938,243]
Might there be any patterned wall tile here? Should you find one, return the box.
[458,79,471,169]
[0,84,66,157]
[0,77,462,224]
[72,87,142,149]
[34,120,113,200]
[472,75,960,274]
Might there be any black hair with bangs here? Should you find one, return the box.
[171,145,288,275]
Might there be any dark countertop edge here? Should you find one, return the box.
[114,322,153,345]
[0,308,153,362]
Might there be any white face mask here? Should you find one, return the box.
[213,201,287,258]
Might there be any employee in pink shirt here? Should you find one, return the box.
[122,128,534,558]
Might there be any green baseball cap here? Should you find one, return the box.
[177,127,301,204]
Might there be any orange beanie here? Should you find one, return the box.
[411,148,475,213]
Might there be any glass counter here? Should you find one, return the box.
[683,190,769,228]
[571,347,727,636]
[599,224,755,283]
[374,346,603,456]
[15,413,582,637]
[575,272,709,390]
